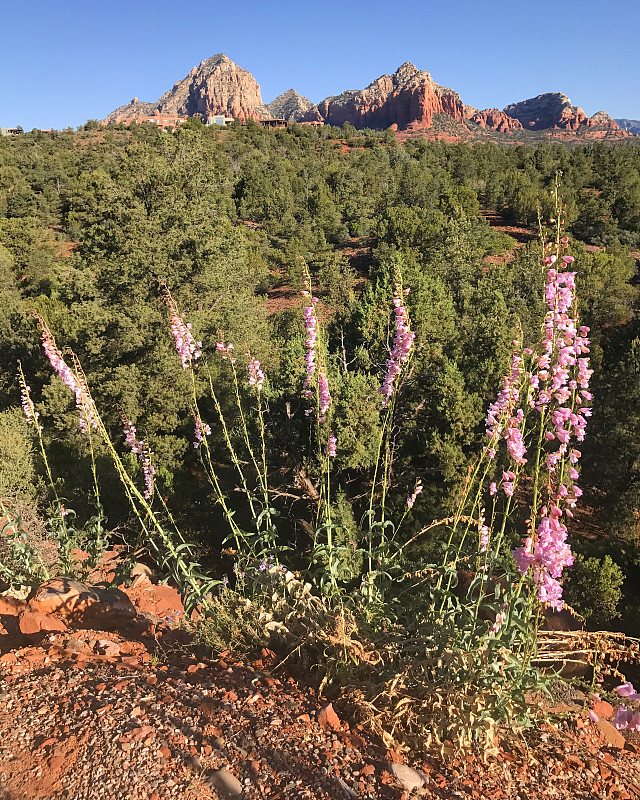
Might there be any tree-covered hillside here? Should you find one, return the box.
[1,119,639,629]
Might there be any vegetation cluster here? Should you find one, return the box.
[1,118,640,746]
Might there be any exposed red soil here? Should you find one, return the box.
[2,578,640,799]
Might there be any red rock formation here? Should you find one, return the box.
[105,56,632,140]
[585,111,621,129]
[467,107,523,133]
[105,54,269,124]
[504,93,585,130]
[504,93,622,132]
[304,62,465,132]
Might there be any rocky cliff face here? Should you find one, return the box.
[104,54,269,123]
[465,107,523,133]
[504,93,585,130]
[503,93,620,131]
[303,62,465,131]
[267,89,313,121]
[104,55,633,140]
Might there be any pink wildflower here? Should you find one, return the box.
[327,433,337,458]
[194,418,211,449]
[216,341,236,364]
[406,480,423,510]
[614,705,633,730]
[247,356,265,391]
[18,376,41,430]
[302,294,319,399]
[122,415,156,499]
[38,316,98,432]
[169,300,202,369]
[318,368,330,421]
[379,284,415,407]
[479,524,490,552]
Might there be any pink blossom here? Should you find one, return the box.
[513,506,574,609]
[194,418,212,449]
[38,316,98,432]
[19,380,41,430]
[123,415,156,499]
[379,285,415,407]
[318,368,331,421]
[327,433,337,458]
[169,301,202,369]
[216,341,236,364]
[479,525,490,552]
[247,356,265,391]
[406,481,423,509]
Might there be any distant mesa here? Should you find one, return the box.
[103,55,633,141]
[616,118,640,135]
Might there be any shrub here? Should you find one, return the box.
[0,407,40,500]
[564,553,624,628]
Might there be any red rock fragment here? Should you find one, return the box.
[94,639,121,657]
[19,610,67,635]
[593,700,614,719]
[318,702,341,731]
[29,578,99,617]
[597,718,625,749]
[599,764,612,780]
[0,595,25,616]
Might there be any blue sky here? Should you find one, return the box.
[3,0,639,130]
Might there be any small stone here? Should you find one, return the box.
[19,610,67,635]
[64,638,89,653]
[592,700,614,719]
[0,595,25,616]
[94,639,120,657]
[318,703,341,731]
[596,718,625,749]
[389,763,429,791]
[207,769,243,797]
